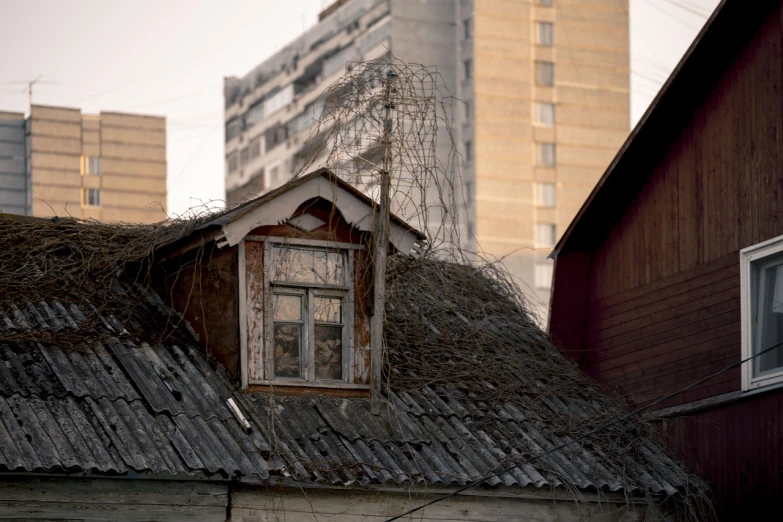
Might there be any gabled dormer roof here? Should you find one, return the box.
[207,168,425,253]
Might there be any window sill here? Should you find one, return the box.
[245,382,369,398]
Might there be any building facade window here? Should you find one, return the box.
[228,153,239,173]
[464,59,473,80]
[741,236,783,390]
[263,86,294,116]
[534,263,554,288]
[249,137,262,159]
[226,117,242,142]
[537,0,554,6]
[266,243,352,383]
[82,188,101,208]
[536,61,555,86]
[535,223,557,247]
[534,102,555,126]
[537,22,554,46]
[240,147,249,167]
[536,142,556,167]
[465,100,473,120]
[80,155,101,175]
[465,140,473,162]
[463,19,472,39]
[535,182,556,207]
[244,101,264,129]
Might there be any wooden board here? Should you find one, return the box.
[0,478,227,521]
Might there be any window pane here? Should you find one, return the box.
[536,223,557,247]
[537,22,554,46]
[536,61,554,86]
[314,297,341,323]
[537,142,556,167]
[273,294,302,321]
[757,263,783,374]
[271,247,346,285]
[535,102,555,125]
[536,182,556,207]
[274,324,302,378]
[314,325,342,380]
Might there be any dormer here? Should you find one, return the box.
[153,168,424,394]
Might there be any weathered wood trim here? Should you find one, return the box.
[245,384,369,397]
[230,484,653,522]
[246,240,266,382]
[238,240,248,390]
[245,235,366,250]
[0,477,228,522]
[218,174,418,252]
[652,379,783,418]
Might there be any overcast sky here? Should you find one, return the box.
[0,0,721,217]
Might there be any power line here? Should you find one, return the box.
[660,0,713,18]
[385,339,783,521]
[167,122,220,190]
[642,0,702,31]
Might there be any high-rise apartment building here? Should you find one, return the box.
[223,0,629,320]
[461,0,630,317]
[0,105,167,223]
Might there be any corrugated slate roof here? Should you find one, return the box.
[0,299,690,495]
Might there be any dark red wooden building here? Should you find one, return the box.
[549,0,783,518]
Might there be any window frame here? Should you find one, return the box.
[535,61,555,86]
[241,237,363,389]
[535,182,556,208]
[80,155,101,176]
[535,222,557,248]
[741,236,783,390]
[536,21,554,46]
[534,102,555,126]
[537,142,557,167]
[82,187,101,208]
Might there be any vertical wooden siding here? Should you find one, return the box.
[663,391,783,520]
[581,2,783,408]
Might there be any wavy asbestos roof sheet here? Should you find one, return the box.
[0,298,690,496]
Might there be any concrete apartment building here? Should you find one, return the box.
[223,0,629,319]
[0,105,167,223]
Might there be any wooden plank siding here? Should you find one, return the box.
[0,478,228,521]
[662,391,783,520]
[547,1,783,517]
[575,2,783,408]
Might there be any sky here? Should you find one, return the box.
[0,0,721,217]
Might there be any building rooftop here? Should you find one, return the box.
[0,179,704,500]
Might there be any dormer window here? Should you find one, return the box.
[227,169,425,392]
[267,243,352,383]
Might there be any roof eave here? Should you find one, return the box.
[552,0,729,257]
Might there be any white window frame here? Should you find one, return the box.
[741,235,783,390]
[240,236,364,389]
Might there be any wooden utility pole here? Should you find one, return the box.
[370,69,395,415]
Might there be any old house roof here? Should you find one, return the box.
[0,162,708,508]
[0,290,693,494]
[0,221,701,501]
